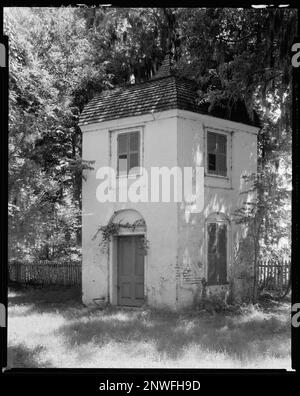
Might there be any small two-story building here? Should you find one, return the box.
[78,54,260,309]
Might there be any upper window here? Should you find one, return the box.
[207,131,227,177]
[117,131,140,176]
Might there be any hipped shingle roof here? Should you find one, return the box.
[78,53,260,128]
[78,75,204,126]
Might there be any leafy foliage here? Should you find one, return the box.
[93,219,148,254]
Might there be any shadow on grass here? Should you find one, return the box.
[8,284,85,317]
[9,284,82,304]
[8,285,291,363]
[56,306,290,361]
[7,344,52,368]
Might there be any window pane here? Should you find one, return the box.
[118,154,127,174]
[129,152,139,170]
[208,223,217,254]
[217,224,227,258]
[207,132,216,153]
[208,254,217,284]
[208,153,216,171]
[217,224,227,282]
[118,134,128,154]
[217,154,227,176]
[129,132,139,151]
[207,222,227,284]
[217,134,226,154]
[208,223,217,283]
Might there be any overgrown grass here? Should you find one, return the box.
[7,285,291,368]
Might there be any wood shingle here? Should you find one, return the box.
[78,53,260,127]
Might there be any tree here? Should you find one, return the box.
[5,7,102,260]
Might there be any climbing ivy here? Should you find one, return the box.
[92,219,149,254]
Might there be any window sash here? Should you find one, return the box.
[207,132,227,176]
[117,132,140,175]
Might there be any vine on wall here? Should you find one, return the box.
[92,219,149,254]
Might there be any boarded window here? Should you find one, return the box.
[117,132,140,175]
[207,222,227,284]
[207,132,227,176]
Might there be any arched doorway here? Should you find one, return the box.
[109,209,147,307]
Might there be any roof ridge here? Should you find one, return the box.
[95,74,177,96]
[151,52,175,80]
[174,77,197,108]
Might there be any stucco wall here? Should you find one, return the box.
[176,110,258,307]
[81,111,179,308]
[81,109,258,309]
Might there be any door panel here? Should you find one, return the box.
[120,283,131,299]
[135,283,144,300]
[117,236,145,306]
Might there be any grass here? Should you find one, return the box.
[7,285,291,369]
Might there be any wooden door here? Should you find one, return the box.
[117,236,145,306]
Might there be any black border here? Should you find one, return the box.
[0,6,8,372]
[1,1,299,390]
[292,8,300,374]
